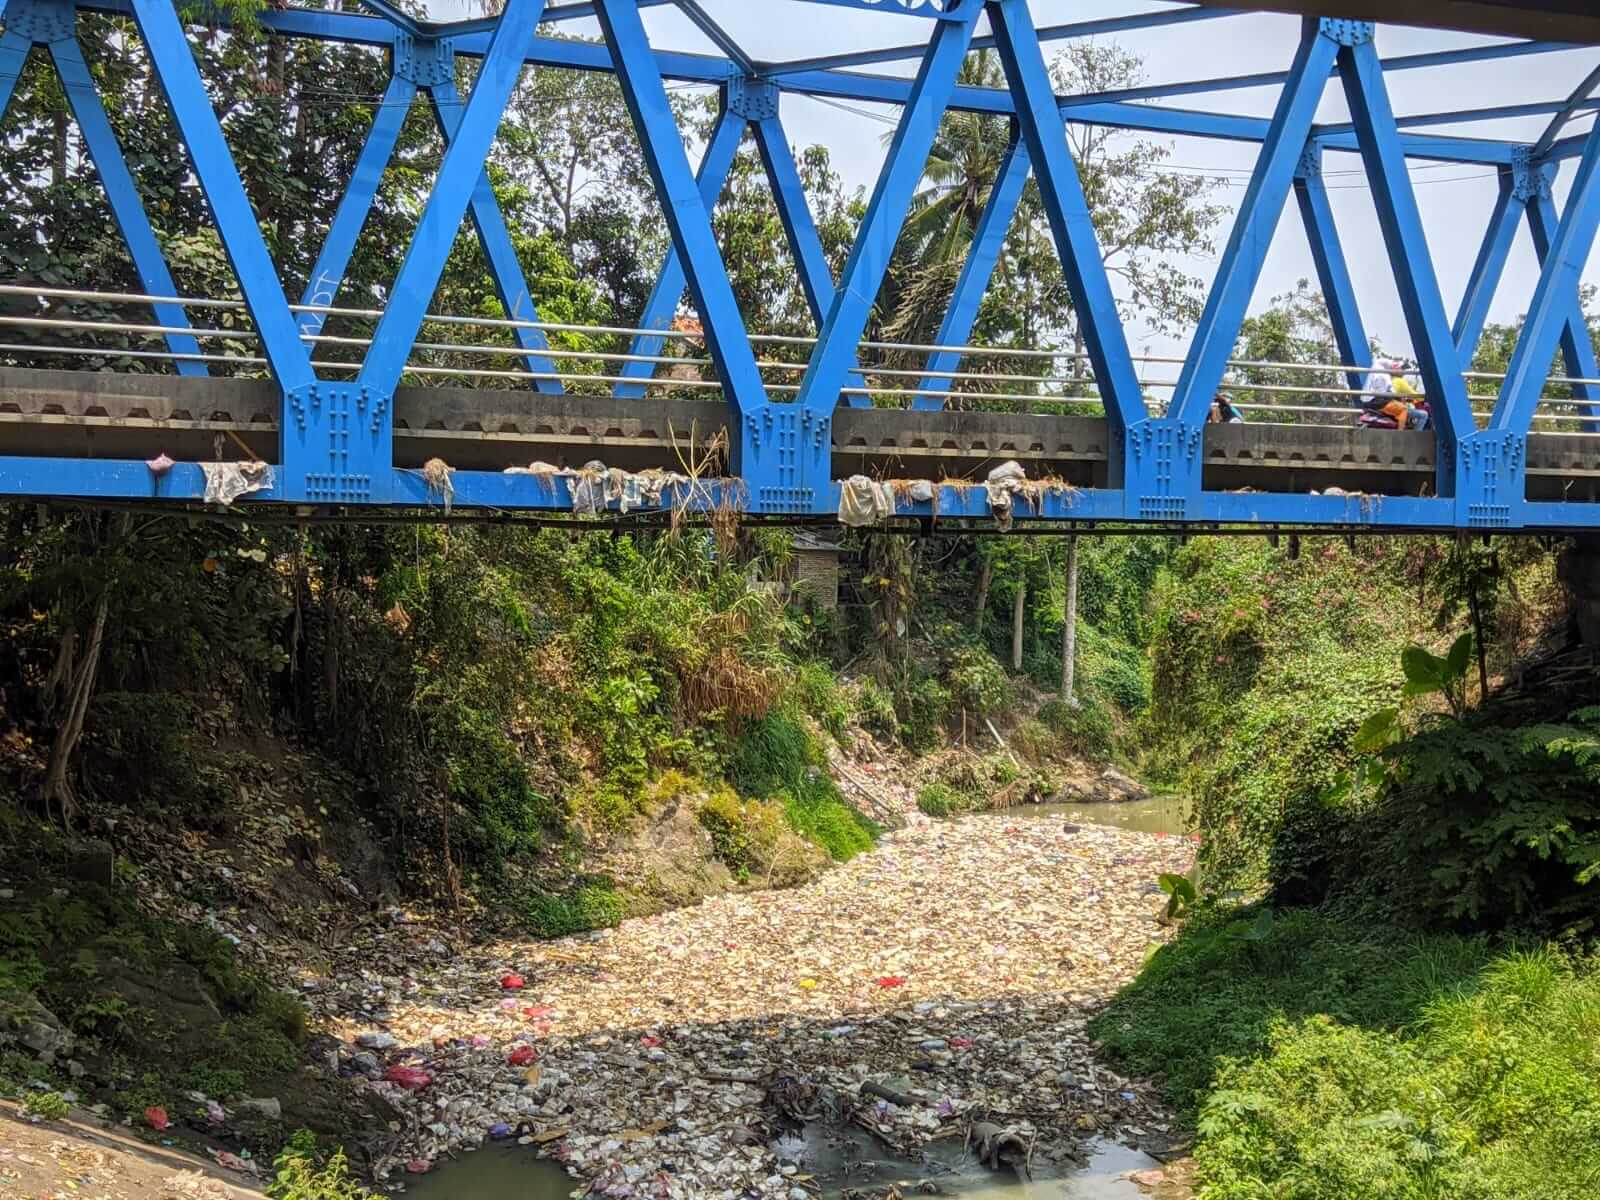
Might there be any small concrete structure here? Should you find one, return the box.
[790,533,841,610]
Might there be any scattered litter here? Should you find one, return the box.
[500,973,525,990]
[420,458,454,514]
[839,476,896,527]
[143,1106,170,1131]
[381,1066,433,1091]
[146,453,174,476]
[200,461,271,506]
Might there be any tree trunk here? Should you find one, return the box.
[1062,537,1079,702]
[1011,580,1026,672]
[975,557,992,635]
[41,580,111,828]
[1467,578,1490,702]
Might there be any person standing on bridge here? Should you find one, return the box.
[1210,393,1245,424]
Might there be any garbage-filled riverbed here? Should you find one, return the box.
[322,804,1195,1198]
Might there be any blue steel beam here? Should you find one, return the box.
[1544,128,1598,162]
[761,6,1235,77]
[1338,33,1476,457]
[0,30,27,119]
[126,0,313,394]
[1318,98,1600,136]
[69,0,1530,162]
[1453,166,1521,362]
[987,0,1145,434]
[792,2,981,417]
[1534,61,1600,159]
[1170,20,1339,426]
[1078,39,1574,107]
[356,0,420,36]
[614,100,746,400]
[594,0,771,421]
[49,34,206,376]
[358,0,544,402]
[672,0,756,76]
[1524,184,1600,434]
[1294,144,1371,391]
[298,74,418,339]
[749,106,871,407]
[426,78,564,394]
[914,131,1030,411]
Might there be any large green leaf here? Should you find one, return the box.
[1352,707,1400,754]
[1401,645,1445,690]
[1444,632,1474,682]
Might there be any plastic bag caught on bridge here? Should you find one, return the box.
[984,460,1028,530]
[201,460,272,506]
[839,475,896,527]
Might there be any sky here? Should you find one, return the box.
[434,0,1600,385]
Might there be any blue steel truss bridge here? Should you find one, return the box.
[2,0,1600,531]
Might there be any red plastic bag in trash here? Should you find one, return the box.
[500,973,525,990]
[143,1106,170,1131]
[639,1035,662,1048]
[382,1066,433,1091]
[404,1160,432,1174]
[874,976,906,989]
[507,1046,536,1067]
[948,1037,974,1050]
[522,1005,554,1019]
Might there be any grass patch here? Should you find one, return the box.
[518,877,624,938]
[729,713,877,860]
[1094,909,1600,1198]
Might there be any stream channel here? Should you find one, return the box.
[405,794,1188,1200]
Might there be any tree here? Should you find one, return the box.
[1229,279,1351,417]
[1061,536,1079,703]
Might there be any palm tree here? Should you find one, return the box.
[895,51,1012,270]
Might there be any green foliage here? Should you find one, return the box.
[916,782,959,818]
[269,1130,370,1200]
[944,646,1010,717]
[792,662,849,739]
[1039,697,1115,762]
[1146,538,1410,892]
[518,878,624,939]
[1399,632,1474,717]
[1092,908,1494,1121]
[23,1090,70,1120]
[1368,706,1600,932]
[896,674,953,752]
[1158,873,1197,920]
[728,713,876,861]
[1190,949,1600,1199]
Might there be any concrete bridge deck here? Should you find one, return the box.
[4,367,1599,507]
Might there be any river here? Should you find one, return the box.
[401,796,1188,1200]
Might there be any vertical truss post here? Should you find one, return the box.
[1453,161,1522,363]
[914,128,1029,411]
[1525,178,1600,436]
[427,62,564,394]
[747,86,869,406]
[987,0,1144,440]
[1498,124,1600,448]
[0,29,29,120]
[298,74,417,339]
[48,30,206,375]
[790,0,980,508]
[1338,30,1475,508]
[595,0,777,497]
[353,0,545,501]
[1171,21,1338,427]
[1294,141,1370,391]
[127,0,315,461]
[1160,18,1337,520]
[615,101,745,400]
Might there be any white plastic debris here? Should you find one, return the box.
[200,460,271,506]
[838,475,896,527]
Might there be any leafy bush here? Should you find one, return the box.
[23,1090,69,1120]
[791,661,849,739]
[916,782,959,817]
[270,1130,370,1200]
[1192,949,1600,1199]
[853,677,898,740]
[1362,705,1600,933]
[518,878,624,938]
[728,714,876,860]
[896,674,952,752]
[1091,907,1491,1119]
[944,646,1010,716]
[1038,698,1114,762]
